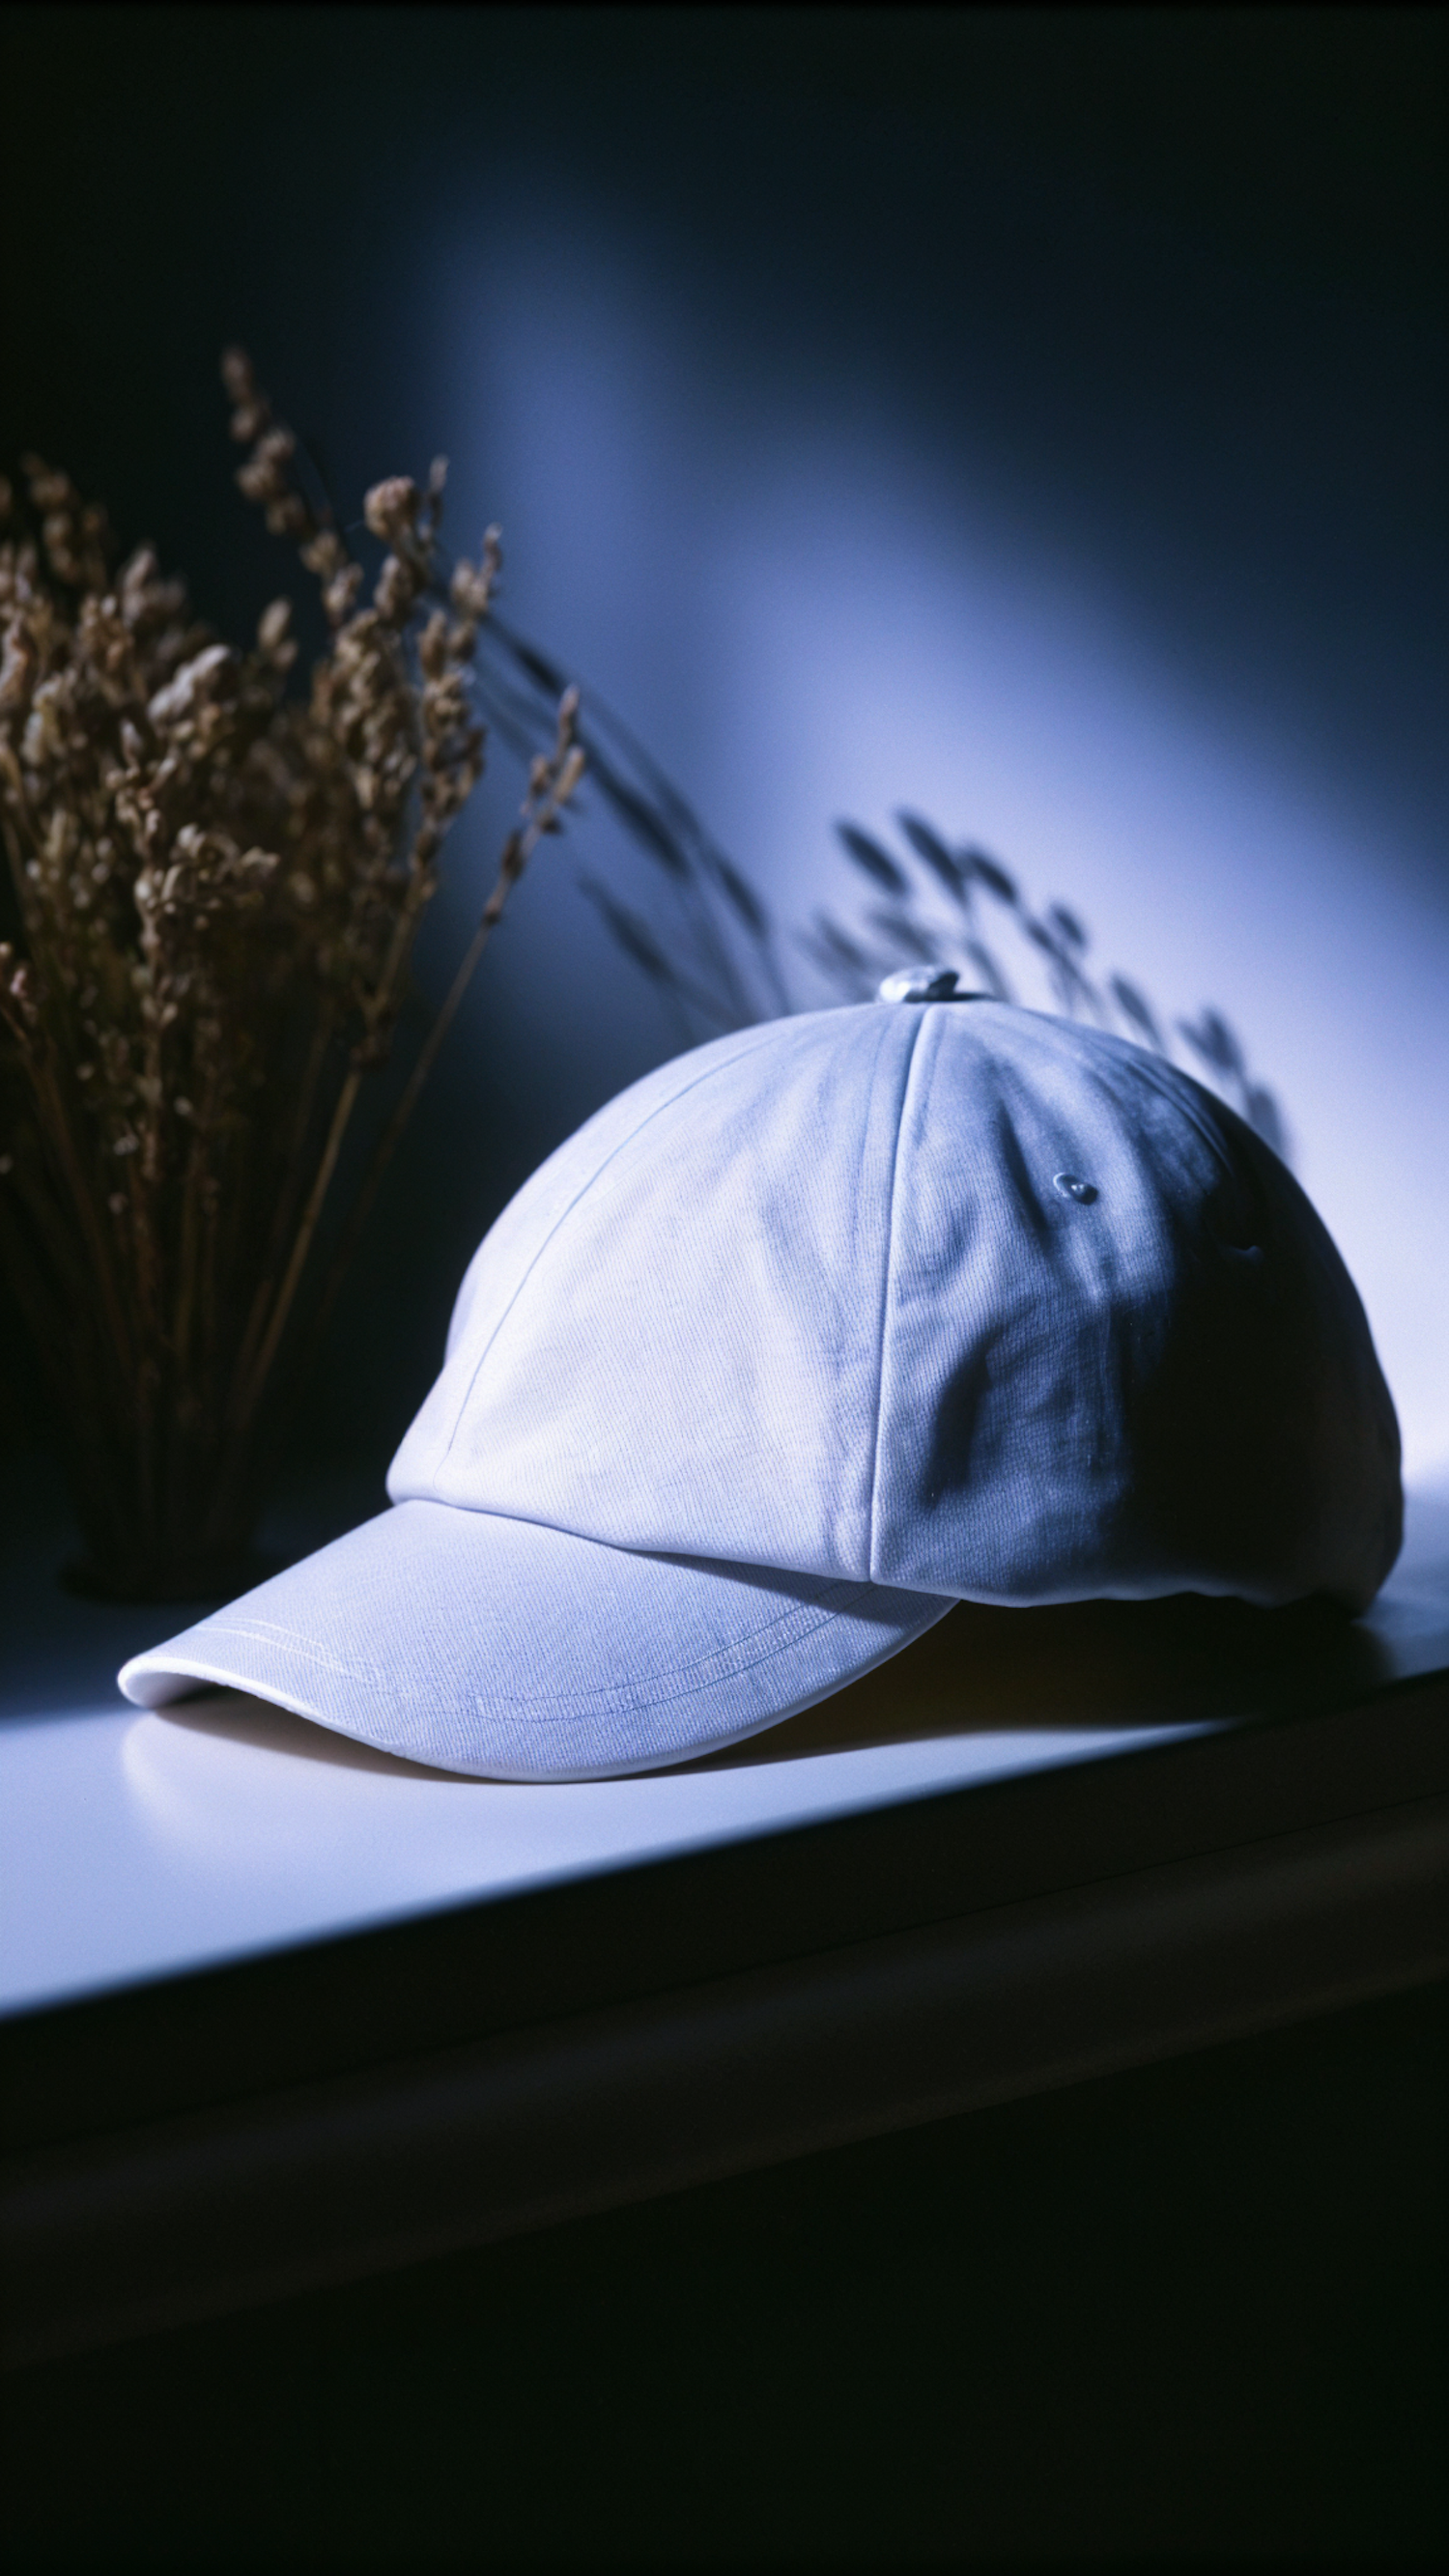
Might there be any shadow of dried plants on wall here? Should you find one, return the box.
[469,627,1289,1158]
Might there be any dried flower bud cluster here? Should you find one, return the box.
[0,354,583,1595]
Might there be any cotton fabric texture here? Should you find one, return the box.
[121,1000,1402,1778]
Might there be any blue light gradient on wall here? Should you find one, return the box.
[415,200,1448,1485]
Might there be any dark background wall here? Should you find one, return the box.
[2,22,1445,2562]
[3,2,1444,1492]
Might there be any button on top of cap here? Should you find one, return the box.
[1053,1172,1098,1203]
[877,967,959,1005]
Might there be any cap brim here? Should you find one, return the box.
[118,1500,952,1780]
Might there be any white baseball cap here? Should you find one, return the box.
[120,987,1402,1778]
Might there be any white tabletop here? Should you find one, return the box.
[4,1481,1446,2020]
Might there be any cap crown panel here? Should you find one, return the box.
[392,1019,786,1498]
[392,1008,914,1580]
[872,1008,1217,1597]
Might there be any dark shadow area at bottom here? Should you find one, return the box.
[3,1981,1445,2570]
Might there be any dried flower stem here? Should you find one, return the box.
[308,688,584,1354]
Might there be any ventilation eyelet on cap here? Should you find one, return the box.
[1053,1172,1097,1203]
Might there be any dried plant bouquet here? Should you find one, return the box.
[0,354,582,1598]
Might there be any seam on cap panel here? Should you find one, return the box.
[432,1021,792,1477]
[163,1581,843,1690]
[157,1575,905,1720]
[491,1591,897,1720]
[865,1005,927,1583]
